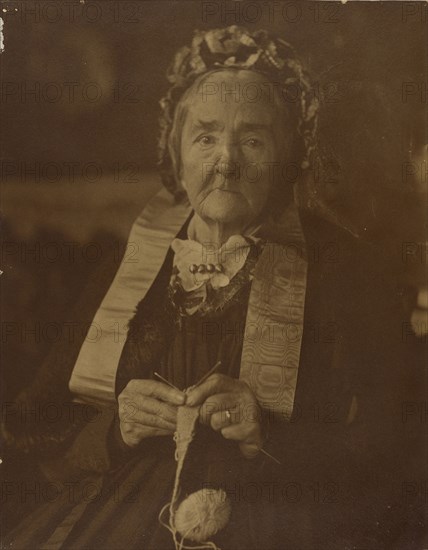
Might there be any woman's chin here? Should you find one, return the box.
[202,207,247,226]
[200,195,248,225]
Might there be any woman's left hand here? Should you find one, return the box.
[185,374,264,459]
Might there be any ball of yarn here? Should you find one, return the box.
[174,488,231,543]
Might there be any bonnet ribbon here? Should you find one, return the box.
[69,187,191,403]
[240,202,308,419]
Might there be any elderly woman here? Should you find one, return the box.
[3,26,410,550]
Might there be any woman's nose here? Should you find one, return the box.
[216,139,240,179]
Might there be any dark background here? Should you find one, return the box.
[1,1,427,397]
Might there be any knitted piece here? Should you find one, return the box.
[171,405,201,513]
[160,405,231,550]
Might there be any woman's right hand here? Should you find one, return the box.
[118,379,185,448]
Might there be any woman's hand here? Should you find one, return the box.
[118,379,185,448]
[186,374,264,459]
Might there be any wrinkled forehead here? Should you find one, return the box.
[184,69,283,128]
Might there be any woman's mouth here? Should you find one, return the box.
[211,187,241,195]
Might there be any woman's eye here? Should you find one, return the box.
[244,138,263,148]
[196,135,215,147]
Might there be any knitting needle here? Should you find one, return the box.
[154,360,222,393]
[259,447,282,465]
[192,360,222,389]
[154,360,221,396]
[153,372,181,392]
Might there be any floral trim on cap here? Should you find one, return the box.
[158,25,319,199]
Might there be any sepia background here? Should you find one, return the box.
[1,1,427,399]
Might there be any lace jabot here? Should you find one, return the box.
[169,234,262,317]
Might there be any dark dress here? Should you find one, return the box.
[2,211,422,549]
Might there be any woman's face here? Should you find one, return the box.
[180,70,286,227]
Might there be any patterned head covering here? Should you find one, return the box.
[158,25,319,200]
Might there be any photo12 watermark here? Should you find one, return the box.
[200,1,342,25]
[3,1,146,24]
